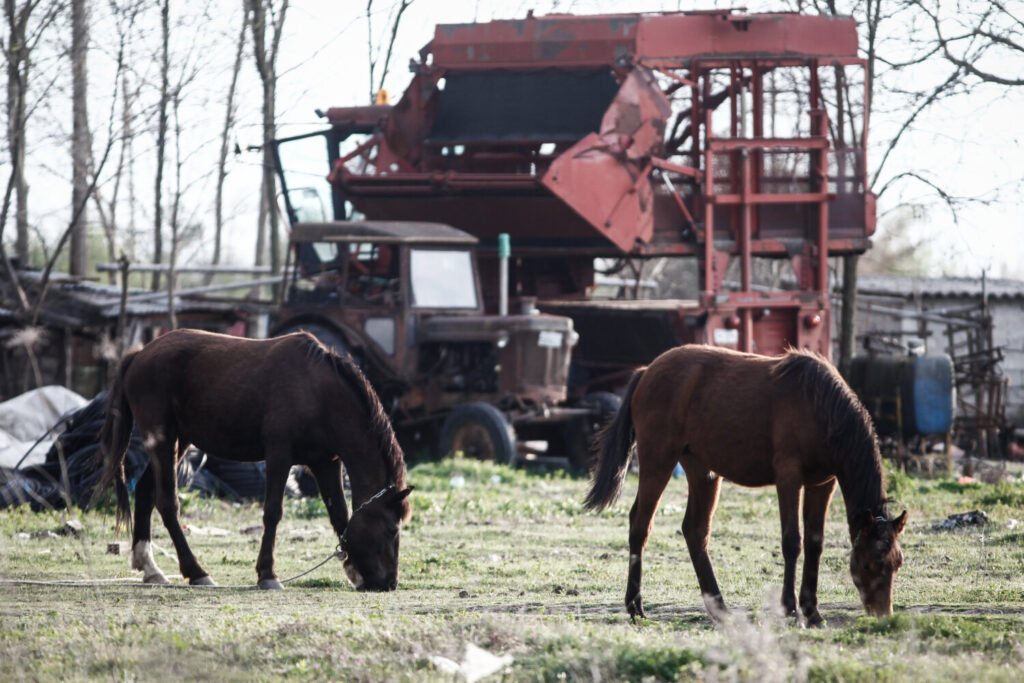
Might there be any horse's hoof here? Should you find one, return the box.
[142,572,168,585]
[190,576,217,587]
[805,613,825,628]
[258,578,284,590]
[626,596,646,622]
[702,594,729,623]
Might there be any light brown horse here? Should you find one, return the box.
[97,329,413,591]
[584,345,906,625]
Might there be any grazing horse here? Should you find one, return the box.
[97,328,413,591]
[584,345,906,625]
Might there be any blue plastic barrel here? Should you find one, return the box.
[912,355,955,435]
[845,354,956,437]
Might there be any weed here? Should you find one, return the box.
[935,480,983,494]
[883,460,913,503]
[4,462,1024,680]
[978,481,1024,508]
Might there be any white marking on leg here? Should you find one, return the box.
[629,553,641,569]
[131,541,169,584]
[143,428,164,450]
[702,592,729,623]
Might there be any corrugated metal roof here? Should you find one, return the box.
[13,270,240,326]
[857,274,1024,300]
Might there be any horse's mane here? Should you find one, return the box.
[300,334,407,491]
[771,348,887,519]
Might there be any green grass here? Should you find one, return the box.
[3,459,1024,680]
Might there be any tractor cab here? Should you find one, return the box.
[271,139,600,465]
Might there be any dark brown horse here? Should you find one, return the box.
[584,345,906,625]
[97,328,413,591]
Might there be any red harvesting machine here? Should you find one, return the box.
[313,9,873,393]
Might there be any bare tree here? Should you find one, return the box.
[365,0,414,103]
[166,85,182,329]
[210,8,247,282]
[69,0,91,276]
[1,169,31,313]
[29,40,124,324]
[920,1,1024,88]
[793,0,975,368]
[247,0,288,274]
[3,1,59,264]
[150,0,169,290]
[90,0,144,284]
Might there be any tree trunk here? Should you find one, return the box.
[3,0,29,263]
[262,76,278,273]
[152,0,170,290]
[210,9,247,284]
[248,0,288,274]
[839,253,859,375]
[70,0,90,276]
[167,90,182,330]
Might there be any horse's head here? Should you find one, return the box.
[340,486,414,592]
[850,510,907,616]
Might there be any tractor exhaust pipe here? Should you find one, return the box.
[498,233,510,316]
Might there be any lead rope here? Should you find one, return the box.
[0,545,346,590]
[280,544,346,585]
[0,487,399,590]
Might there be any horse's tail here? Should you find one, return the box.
[583,367,646,512]
[92,349,139,533]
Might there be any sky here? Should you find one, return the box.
[15,0,1024,280]
[276,0,1024,280]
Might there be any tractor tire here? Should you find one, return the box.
[439,402,517,464]
[581,391,623,427]
[565,391,623,471]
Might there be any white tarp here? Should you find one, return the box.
[0,386,88,469]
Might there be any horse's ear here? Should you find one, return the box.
[892,510,908,535]
[392,486,413,522]
[389,486,413,508]
[862,510,876,530]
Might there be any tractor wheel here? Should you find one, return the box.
[565,391,623,471]
[581,392,623,428]
[439,402,517,464]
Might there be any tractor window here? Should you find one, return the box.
[312,242,338,262]
[410,249,478,309]
[276,134,332,224]
[344,243,400,304]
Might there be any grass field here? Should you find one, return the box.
[3,458,1024,681]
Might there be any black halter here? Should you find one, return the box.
[337,484,395,556]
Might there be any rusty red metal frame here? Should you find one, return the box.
[320,9,873,358]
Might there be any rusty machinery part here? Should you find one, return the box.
[320,10,873,361]
[439,401,517,465]
[563,391,623,471]
[274,320,409,405]
[580,391,622,431]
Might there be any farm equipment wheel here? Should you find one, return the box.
[439,402,517,464]
[565,391,623,471]
[276,322,362,367]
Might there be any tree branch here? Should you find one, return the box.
[29,37,125,324]
[869,68,963,190]
[375,0,414,96]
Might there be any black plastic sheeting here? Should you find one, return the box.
[0,393,313,511]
